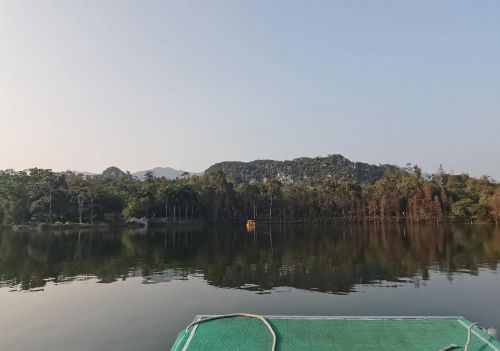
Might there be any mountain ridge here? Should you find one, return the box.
[206,154,395,184]
[71,154,395,183]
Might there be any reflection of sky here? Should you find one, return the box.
[1,1,500,178]
[1,223,499,351]
[0,270,499,351]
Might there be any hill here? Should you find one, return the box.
[102,166,127,180]
[206,154,393,184]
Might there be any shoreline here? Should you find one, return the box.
[1,218,497,231]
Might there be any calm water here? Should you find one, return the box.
[0,224,499,351]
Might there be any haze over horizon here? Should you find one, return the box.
[1,1,499,178]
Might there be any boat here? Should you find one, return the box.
[171,315,500,351]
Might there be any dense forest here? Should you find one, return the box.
[0,156,499,225]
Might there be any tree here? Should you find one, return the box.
[490,187,500,224]
[27,168,55,222]
[123,196,152,219]
[0,160,497,225]
[0,170,31,224]
[86,177,101,225]
[67,174,87,224]
[451,198,475,223]
[265,178,282,222]
[157,180,174,218]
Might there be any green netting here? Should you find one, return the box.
[171,317,500,351]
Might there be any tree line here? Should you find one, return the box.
[0,165,499,225]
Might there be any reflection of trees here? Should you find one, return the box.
[0,225,499,293]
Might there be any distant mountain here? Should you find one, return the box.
[69,166,202,180]
[70,171,97,176]
[132,167,202,180]
[206,154,394,184]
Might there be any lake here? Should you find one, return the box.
[0,224,499,351]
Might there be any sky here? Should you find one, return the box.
[0,1,499,178]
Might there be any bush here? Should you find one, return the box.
[451,198,474,222]
[123,196,153,219]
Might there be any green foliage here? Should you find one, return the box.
[0,170,31,224]
[2,200,29,224]
[0,160,497,224]
[451,198,475,222]
[123,196,152,219]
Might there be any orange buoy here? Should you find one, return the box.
[246,219,256,232]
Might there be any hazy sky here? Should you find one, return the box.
[1,1,499,178]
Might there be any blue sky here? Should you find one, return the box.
[1,1,499,178]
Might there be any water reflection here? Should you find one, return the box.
[0,224,499,293]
